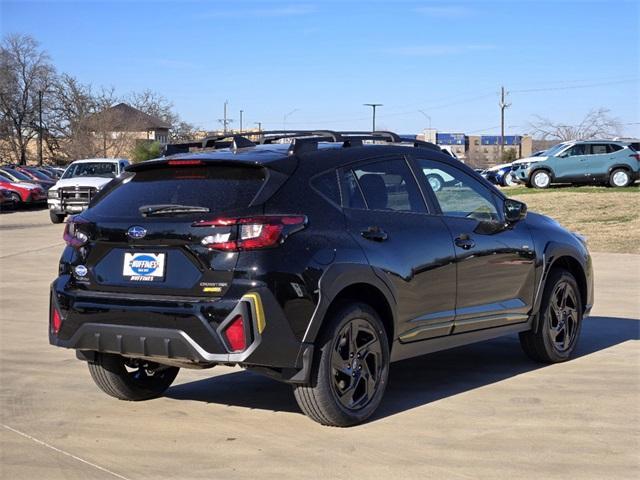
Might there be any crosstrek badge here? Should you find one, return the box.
[123,253,166,281]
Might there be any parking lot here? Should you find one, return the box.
[1,208,638,480]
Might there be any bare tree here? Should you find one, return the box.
[529,108,622,141]
[0,34,56,164]
[127,90,177,126]
[170,120,198,142]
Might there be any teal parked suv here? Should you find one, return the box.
[511,140,639,188]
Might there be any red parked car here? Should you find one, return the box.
[0,173,46,206]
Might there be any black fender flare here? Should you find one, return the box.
[607,163,633,175]
[301,263,397,345]
[531,240,590,329]
[529,166,555,182]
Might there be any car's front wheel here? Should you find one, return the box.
[519,269,583,363]
[87,353,179,401]
[502,172,516,187]
[530,170,551,189]
[293,303,390,427]
[609,168,632,188]
[49,210,65,224]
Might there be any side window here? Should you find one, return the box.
[607,144,623,153]
[341,170,366,209]
[565,144,587,156]
[310,170,341,205]
[351,158,426,213]
[590,144,608,155]
[415,158,499,222]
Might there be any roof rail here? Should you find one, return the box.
[164,130,443,156]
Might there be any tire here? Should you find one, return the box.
[609,168,631,188]
[519,269,583,363]
[87,353,179,401]
[293,303,390,427]
[49,210,65,224]
[502,172,516,187]
[9,192,21,206]
[426,174,444,192]
[530,170,551,189]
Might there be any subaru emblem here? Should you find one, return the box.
[127,226,147,239]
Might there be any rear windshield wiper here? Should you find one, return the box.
[139,204,210,217]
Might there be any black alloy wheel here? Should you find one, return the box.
[547,280,579,352]
[330,318,384,410]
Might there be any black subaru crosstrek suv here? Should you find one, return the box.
[49,131,593,427]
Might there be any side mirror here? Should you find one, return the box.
[504,198,527,223]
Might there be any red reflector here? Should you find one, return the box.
[52,307,62,334]
[167,159,203,166]
[224,315,246,352]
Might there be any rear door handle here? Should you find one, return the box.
[455,234,475,250]
[361,226,388,242]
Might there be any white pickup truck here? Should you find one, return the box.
[47,158,129,223]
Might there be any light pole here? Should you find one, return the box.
[363,103,382,132]
[239,110,244,133]
[283,108,299,132]
[418,110,431,130]
[254,121,262,132]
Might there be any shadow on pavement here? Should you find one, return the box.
[165,316,639,419]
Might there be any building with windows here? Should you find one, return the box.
[418,129,533,168]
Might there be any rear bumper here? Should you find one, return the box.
[49,277,309,380]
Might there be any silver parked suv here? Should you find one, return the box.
[511,140,639,188]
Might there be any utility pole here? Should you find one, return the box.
[363,103,382,132]
[499,86,511,159]
[218,100,233,133]
[37,90,43,165]
[254,121,262,132]
[283,109,299,132]
[239,110,244,133]
[418,109,432,129]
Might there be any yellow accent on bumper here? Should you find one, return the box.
[243,293,266,333]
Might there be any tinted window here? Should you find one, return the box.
[352,158,426,213]
[1,169,32,181]
[416,159,499,222]
[341,170,366,209]
[565,144,588,156]
[589,144,609,155]
[90,166,266,218]
[608,144,623,152]
[311,171,340,205]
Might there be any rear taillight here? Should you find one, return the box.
[51,306,62,334]
[630,153,640,161]
[223,315,246,352]
[63,215,89,248]
[194,215,306,251]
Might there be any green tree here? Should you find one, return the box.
[131,141,162,163]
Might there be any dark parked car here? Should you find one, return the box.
[0,187,16,210]
[49,131,593,426]
[0,167,53,191]
[481,162,516,187]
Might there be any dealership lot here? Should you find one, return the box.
[1,209,638,479]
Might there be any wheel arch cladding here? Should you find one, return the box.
[531,166,554,178]
[321,283,395,349]
[608,163,632,175]
[549,256,587,314]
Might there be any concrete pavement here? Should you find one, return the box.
[1,209,638,479]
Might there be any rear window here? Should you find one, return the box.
[90,166,266,218]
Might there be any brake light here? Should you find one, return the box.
[51,307,62,334]
[223,315,246,352]
[167,159,203,166]
[195,215,306,251]
[63,215,89,248]
[630,153,640,161]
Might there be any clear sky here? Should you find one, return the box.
[2,0,639,136]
